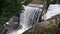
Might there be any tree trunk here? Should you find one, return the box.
[39,0,50,22]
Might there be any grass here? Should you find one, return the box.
[23,25,60,34]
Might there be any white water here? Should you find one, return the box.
[7,4,60,34]
[14,4,60,34]
[43,4,60,20]
[8,5,41,34]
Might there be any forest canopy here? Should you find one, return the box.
[0,0,22,27]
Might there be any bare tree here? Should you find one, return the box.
[39,0,50,22]
[34,0,50,34]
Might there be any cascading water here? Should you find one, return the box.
[43,4,60,20]
[19,4,60,34]
[7,5,42,34]
[5,4,60,34]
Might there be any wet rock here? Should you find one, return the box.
[5,16,20,30]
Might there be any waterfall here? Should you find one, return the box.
[6,4,60,34]
[7,5,41,34]
[43,4,60,20]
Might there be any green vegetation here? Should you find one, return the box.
[0,0,32,27]
[0,0,60,34]
[0,0,22,27]
[23,0,32,5]
[24,25,60,34]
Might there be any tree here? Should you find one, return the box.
[38,0,50,22]
[23,0,32,6]
[0,0,23,27]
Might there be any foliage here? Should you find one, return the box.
[23,0,32,5]
[24,25,60,34]
[0,0,23,27]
